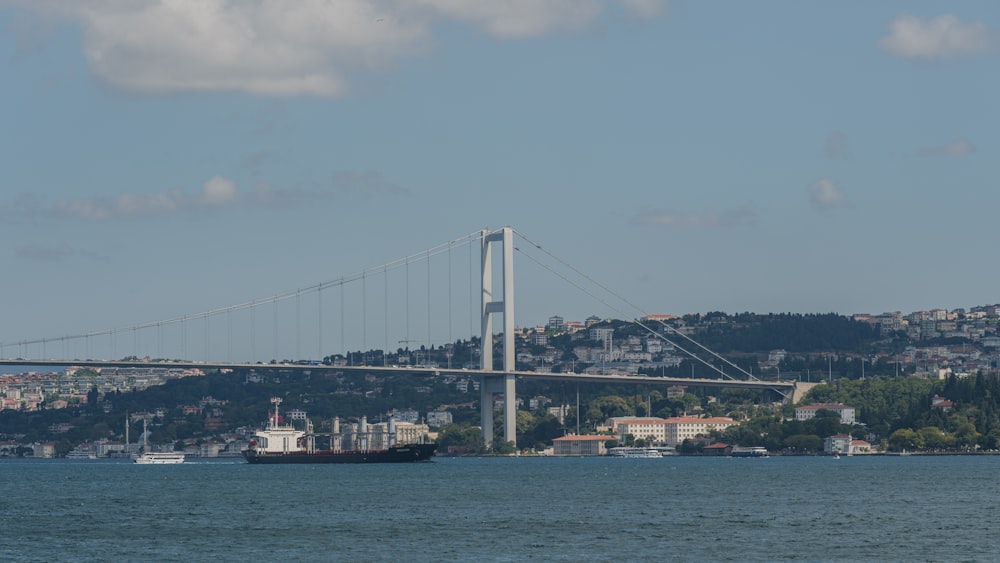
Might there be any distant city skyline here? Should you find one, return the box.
[2,2,998,359]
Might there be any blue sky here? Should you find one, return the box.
[1,1,998,361]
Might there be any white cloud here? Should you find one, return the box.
[880,14,994,61]
[8,171,407,221]
[8,0,666,97]
[249,170,409,207]
[116,189,184,215]
[53,177,239,220]
[920,138,976,157]
[200,176,238,206]
[808,179,849,210]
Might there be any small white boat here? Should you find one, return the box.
[608,447,663,458]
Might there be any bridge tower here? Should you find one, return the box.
[480,227,516,450]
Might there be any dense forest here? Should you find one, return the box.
[679,312,881,353]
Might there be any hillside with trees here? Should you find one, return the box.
[2,307,999,456]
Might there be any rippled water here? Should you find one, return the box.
[2,455,998,562]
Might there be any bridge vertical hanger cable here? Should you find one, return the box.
[384,265,389,366]
[426,250,431,355]
[448,242,453,345]
[339,280,345,361]
[362,271,367,360]
[317,285,323,362]
[405,259,410,349]
[250,301,256,363]
[295,290,301,361]
[272,296,278,362]
[469,239,474,345]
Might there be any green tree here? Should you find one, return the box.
[585,395,633,422]
[954,423,980,449]
[494,440,516,455]
[918,426,952,450]
[677,438,702,454]
[679,393,701,414]
[437,423,485,453]
[784,434,823,453]
[888,428,924,451]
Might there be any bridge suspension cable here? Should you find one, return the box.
[1,230,485,361]
[511,228,760,384]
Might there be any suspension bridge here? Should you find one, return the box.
[0,226,799,448]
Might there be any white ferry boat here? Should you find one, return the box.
[730,446,769,458]
[134,451,185,464]
[608,447,663,458]
[133,417,185,464]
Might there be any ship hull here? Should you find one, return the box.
[243,443,437,464]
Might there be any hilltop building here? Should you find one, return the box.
[795,404,856,425]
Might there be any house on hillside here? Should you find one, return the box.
[795,403,856,425]
[824,434,872,454]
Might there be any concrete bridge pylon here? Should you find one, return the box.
[480,227,516,450]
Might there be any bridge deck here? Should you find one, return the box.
[0,359,794,391]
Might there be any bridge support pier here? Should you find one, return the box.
[480,227,516,450]
[481,374,516,448]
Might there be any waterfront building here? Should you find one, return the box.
[663,416,738,446]
[701,442,732,456]
[553,435,608,456]
[824,434,872,454]
[393,422,430,446]
[617,418,668,443]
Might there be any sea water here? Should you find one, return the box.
[1,455,998,562]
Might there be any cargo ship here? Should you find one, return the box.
[243,398,437,464]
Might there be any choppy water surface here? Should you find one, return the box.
[2,455,998,562]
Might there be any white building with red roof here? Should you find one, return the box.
[930,395,954,412]
[617,418,669,443]
[663,416,737,446]
[824,434,873,454]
